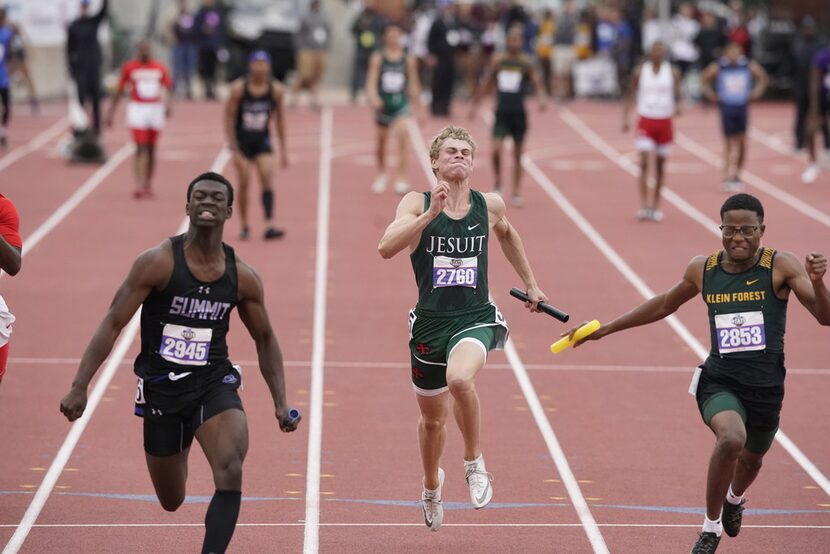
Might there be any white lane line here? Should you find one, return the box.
[303,107,333,554]
[0,117,69,173]
[504,343,610,553]
[1,148,231,554]
[676,132,830,227]
[1,522,827,529]
[748,127,800,159]
[559,108,720,235]
[416,114,609,554]
[1,317,143,554]
[0,143,134,279]
[406,117,436,188]
[522,153,830,498]
[19,143,135,256]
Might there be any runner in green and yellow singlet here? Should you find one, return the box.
[567,193,830,554]
[378,126,548,532]
[366,22,422,195]
[470,25,548,207]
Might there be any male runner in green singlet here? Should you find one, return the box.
[470,25,548,207]
[366,22,422,195]
[567,193,830,553]
[378,125,548,531]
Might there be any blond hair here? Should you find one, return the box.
[429,126,477,175]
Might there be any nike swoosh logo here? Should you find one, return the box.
[468,224,480,231]
[168,371,193,381]
[746,279,759,286]
[476,481,491,505]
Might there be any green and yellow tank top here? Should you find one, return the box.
[702,247,787,359]
[378,51,409,115]
[410,190,490,314]
[495,54,531,114]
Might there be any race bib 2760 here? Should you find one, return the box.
[432,256,478,288]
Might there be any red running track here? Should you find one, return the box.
[0,98,827,553]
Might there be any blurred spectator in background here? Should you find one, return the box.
[535,9,555,97]
[455,0,480,99]
[727,2,752,59]
[670,2,699,76]
[478,4,499,75]
[428,0,458,117]
[351,4,384,104]
[6,20,38,115]
[410,3,434,100]
[194,0,225,100]
[290,0,331,110]
[502,3,536,55]
[553,0,578,100]
[803,45,830,183]
[600,6,633,97]
[695,10,726,73]
[167,0,198,100]
[792,16,827,153]
[574,7,595,62]
[67,0,109,135]
[0,8,14,148]
[641,7,664,52]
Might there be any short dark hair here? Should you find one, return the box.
[187,172,234,207]
[720,193,764,222]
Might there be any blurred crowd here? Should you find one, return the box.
[345,0,824,113]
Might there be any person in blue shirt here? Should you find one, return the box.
[701,41,768,192]
[0,8,18,148]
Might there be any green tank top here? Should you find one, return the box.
[410,190,490,314]
[702,247,787,363]
[378,52,409,115]
[495,54,531,114]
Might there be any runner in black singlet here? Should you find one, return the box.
[225,50,288,240]
[60,172,300,554]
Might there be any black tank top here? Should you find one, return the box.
[235,80,276,141]
[134,234,238,383]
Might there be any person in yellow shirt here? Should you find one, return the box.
[535,9,555,96]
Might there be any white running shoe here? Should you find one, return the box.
[649,208,664,222]
[802,163,820,184]
[510,194,524,208]
[637,208,650,221]
[464,455,493,509]
[371,175,386,194]
[421,468,444,532]
[394,180,410,194]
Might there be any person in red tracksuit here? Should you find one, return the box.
[0,193,22,383]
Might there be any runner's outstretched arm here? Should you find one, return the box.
[236,260,299,431]
[569,256,704,345]
[60,245,171,421]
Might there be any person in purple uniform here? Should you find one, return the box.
[803,46,830,184]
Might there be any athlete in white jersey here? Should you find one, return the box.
[623,41,682,222]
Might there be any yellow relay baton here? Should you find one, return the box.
[550,320,601,354]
